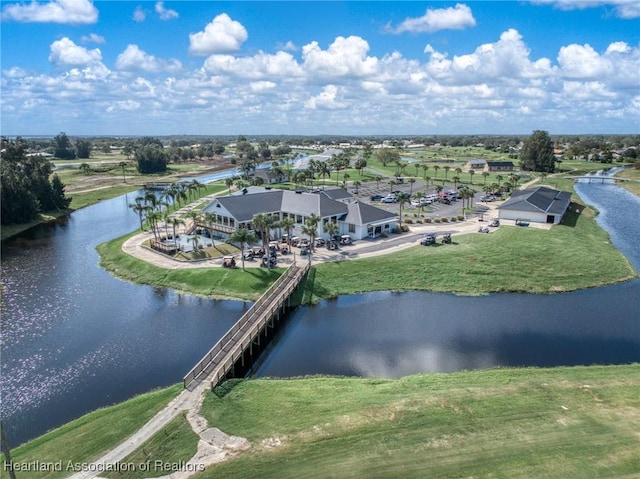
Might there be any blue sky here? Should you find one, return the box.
[1,1,639,136]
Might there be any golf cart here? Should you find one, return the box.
[421,233,437,245]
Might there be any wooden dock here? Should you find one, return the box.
[183,261,310,389]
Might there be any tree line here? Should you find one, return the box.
[1,137,71,225]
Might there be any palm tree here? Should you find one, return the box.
[280,216,296,248]
[452,176,461,190]
[225,177,234,194]
[129,196,147,230]
[317,161,331,189]
[352,180,362,194]
[185,210,200,232]
[146,210,161,241]
[443,165,451,180]
[396,192,410,225]
[252,213,277,250]
[167,217,185,250]
[433,165,440,179]
[421,164,429,179]
[80,162,92,175]
[301,214,321,253]
[482,171,490,185]
[119,161,127,183]
[374,175,384,189]
[408,177,416,195]
[388,180,395,194]
[469,169,475,184]
[323,220,339,243]
[228,228,257,271]
[424,176,432,187]
[342,172,350,189]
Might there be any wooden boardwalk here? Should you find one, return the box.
[183,261,310,389]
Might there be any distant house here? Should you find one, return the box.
[202,187,397,241]
[254,169,286,185]
[464,159,486,172]
[484,161,514,173]
[497,187,572,225]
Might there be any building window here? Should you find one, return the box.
[296,215,303,224]
[348,224,356,233]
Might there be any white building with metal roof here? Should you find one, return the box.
[202,187,397,241]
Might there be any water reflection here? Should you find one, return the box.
[256,282,640,379]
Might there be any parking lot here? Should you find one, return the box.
[354,178,481,219]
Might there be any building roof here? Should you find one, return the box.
[486,161,514,167]
[204,187,397,227]
[343,201,397,225]
[466,159,486,165]
[497,187,572,216]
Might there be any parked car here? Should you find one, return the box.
[480,195,494,202]
[439,198,451,205]
[370,194,383,201]
[410,199,421,207]
[382,195,396,203]
[420,197,432,205]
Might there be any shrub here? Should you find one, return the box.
[434,218,441,223]
[450,217,457,222]
[416,219,423,224]
[458,215,464,221]
[401,224,410,232]
[405,219,413,224]
[425,218,432,223]
[442,217,449,222]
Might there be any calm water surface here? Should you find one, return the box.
[1,191,248,446]
[255,173,640,378]
[1,171,638,446]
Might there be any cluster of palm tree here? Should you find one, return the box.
[159,180,204,211]
[129,180,206,245]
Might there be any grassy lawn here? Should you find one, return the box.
[1,385,183,479]
[615,166,640,196]
[97,231,285,301]
[105,413,199,479]
[300,206,637,301]
[198,364,640,479]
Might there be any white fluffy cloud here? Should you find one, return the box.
[80,33,105,44]
[155,1,178,20]
[49,37,102,66]
[530,0,640,18]
[3,26,638,135]
[425,29,554,84]
[203,51,303,79]
[1,0,98,24]
[116,45,182,73]
[305,85,346,110]
[189,14,248,55]
[302,36,378,79]
[390,3,476,33]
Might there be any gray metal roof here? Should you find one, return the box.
[498,187,572,216]
[203,191,284,222]
[344,201,397,225]
[204,187,396,226]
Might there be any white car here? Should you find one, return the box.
[410,199,421,207]
[419,197,432,205]
[382,194,396,203]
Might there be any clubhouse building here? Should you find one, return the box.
[202,187,398,241]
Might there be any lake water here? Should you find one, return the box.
[1,169,638,446]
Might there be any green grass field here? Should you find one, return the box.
[196,365,640,478]
[1,385,183,479]
[7,366,639,479]
[97,231,285,301]
[299,206,636,301]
